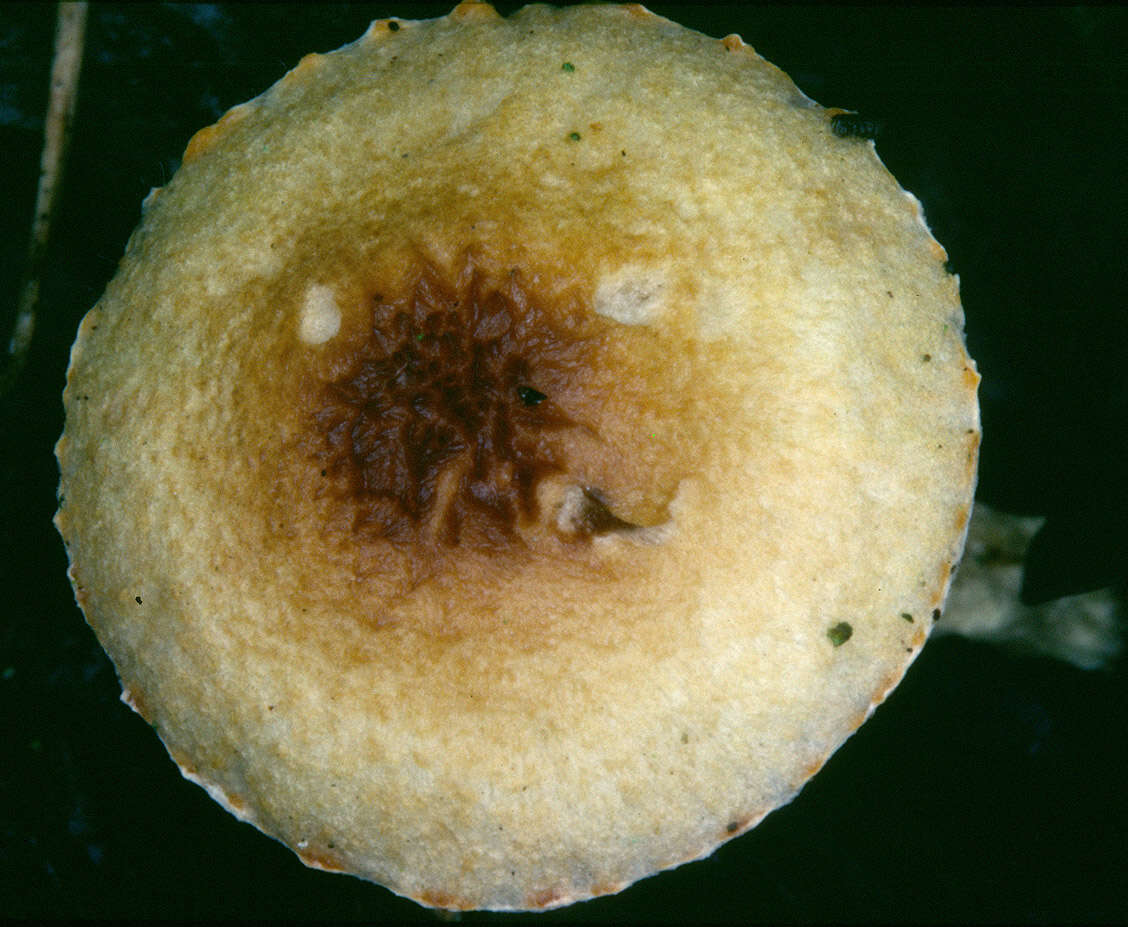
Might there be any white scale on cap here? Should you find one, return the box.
[298,283,342,345]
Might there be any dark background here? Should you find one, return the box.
[2,3,1126,922]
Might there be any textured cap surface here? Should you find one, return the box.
[55,2,979,911]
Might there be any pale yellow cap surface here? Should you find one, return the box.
[55,2,979,911]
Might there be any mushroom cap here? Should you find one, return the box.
[54,2,979,912]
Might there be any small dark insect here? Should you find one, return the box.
[830,112,881,140]
[517,385,547,407]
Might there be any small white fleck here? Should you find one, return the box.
[299,284,341,345]
[594,269,665,326]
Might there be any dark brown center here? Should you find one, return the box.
[313,269,584,547]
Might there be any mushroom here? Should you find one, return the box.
[53,2,979,912]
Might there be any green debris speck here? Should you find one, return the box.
[567,131,581,142]
[562,61,575,72]
[901,612,914,622]
[827,622,853,647]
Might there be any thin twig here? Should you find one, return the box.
[2,2,88,396]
